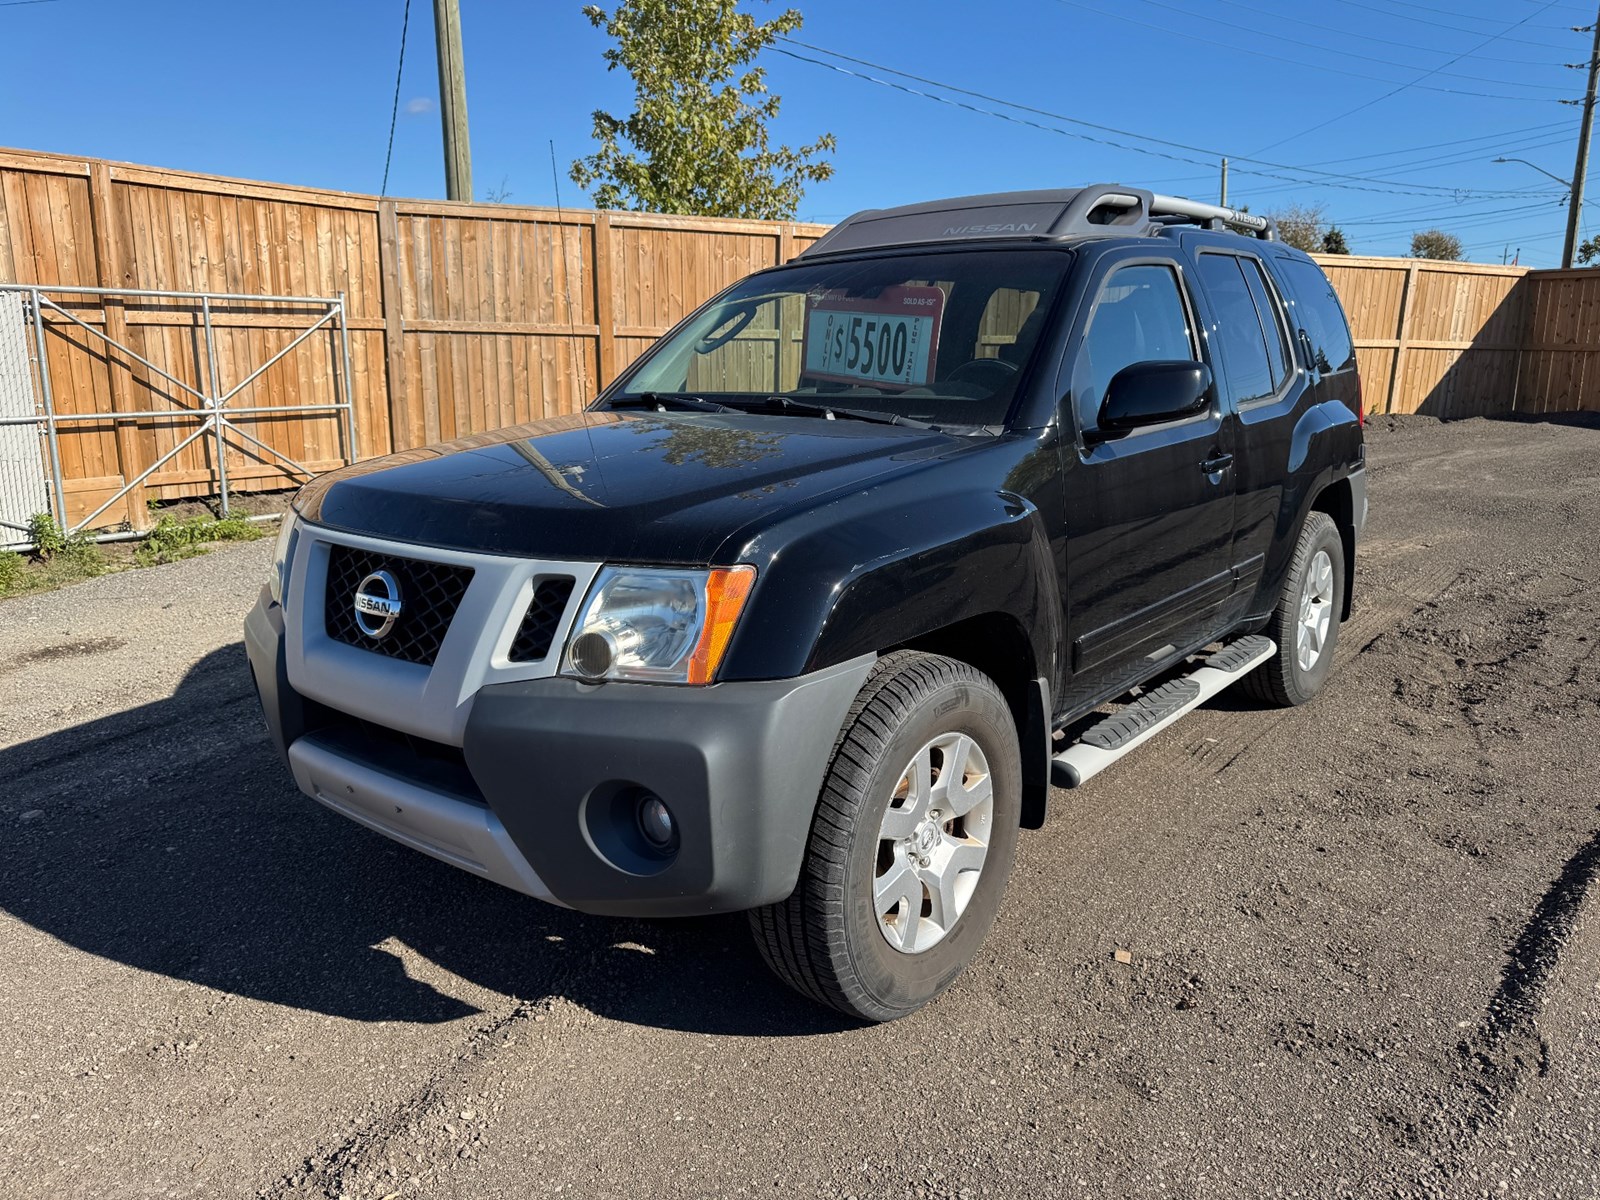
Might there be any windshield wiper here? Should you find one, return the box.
[611,392,739,414]
[762,395,935,430]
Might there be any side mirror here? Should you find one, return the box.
[1093,361,1213,436]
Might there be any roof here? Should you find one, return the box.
[797,185,1277,259]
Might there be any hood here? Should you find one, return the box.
[296,409,964,563]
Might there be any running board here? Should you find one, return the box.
[1051,635,1275,788]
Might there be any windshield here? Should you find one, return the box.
[606,249,1071,429]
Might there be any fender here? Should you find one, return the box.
[805,491,1059,677]
[1251,400,1363,616]
[714,468,1062,688]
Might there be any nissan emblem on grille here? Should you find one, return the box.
[353,569,404,639]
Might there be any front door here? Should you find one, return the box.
[1058,248,1236,698]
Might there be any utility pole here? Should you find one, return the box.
[434,0,473,202]
[1220,158,1229,207]
[1562,9,1600,268]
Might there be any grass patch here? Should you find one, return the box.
[0,514,109,599]
[0,509,267,599]
[0,550,24,595]
[133,512,264,566]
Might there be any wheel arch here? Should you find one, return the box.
[889,612,1052,831]
[1308,475,1356,620]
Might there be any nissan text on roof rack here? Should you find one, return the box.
[246,185,1367,1022]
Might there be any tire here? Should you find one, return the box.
[1243,510,1345,707]
[749,651,1022,1022]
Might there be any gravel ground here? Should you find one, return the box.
[1,414,1598,1200]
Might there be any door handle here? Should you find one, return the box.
[1200,453,1234,474]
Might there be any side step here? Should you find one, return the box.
[1051,635,1275,788]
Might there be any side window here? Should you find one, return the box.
[1240,258,1291,392]
[1196,253,1276,403]
[1277,259,1356,375]
[1077,263,1196,429]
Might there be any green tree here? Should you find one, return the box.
[1265,203,1329,254]
[1321,226,1351,255]
[570,0,836,219]
[1410,229,1463,261]
[1577,234,1600,265]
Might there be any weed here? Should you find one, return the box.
[27,511,67,556]
[25,512,103,570]
[0,513,107,599]
[134,513,264,566]
[0,551,23,596]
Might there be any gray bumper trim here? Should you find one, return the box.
[287,737,561,904]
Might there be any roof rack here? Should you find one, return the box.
[796,185,1276,259]
[1148,193,1274,238]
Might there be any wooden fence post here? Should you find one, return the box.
[777,223,800,387]
[592,212,617,393]
[376,199,411,453]
[1387,263,1419,415]
[87,160,148,523]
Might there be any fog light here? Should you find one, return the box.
[636,794,674,848]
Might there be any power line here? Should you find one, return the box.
[1051,0,1567,99]
[1195,0,1570,66]
[1138,122,1575,187]
[1230,132,1577,203]
[1249,0,1571,156]
[775,39,1549,198]
[1325,0,1573,50]
[1340,199,1567,229]
[1115,0,1573,88]
[1288,122,1574,168]
[380,0,412,196]
[1381,0,1579,30]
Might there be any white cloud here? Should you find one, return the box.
[404,96,434,116]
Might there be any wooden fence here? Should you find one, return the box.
[0,146,1596,532]
[0,148,826,528]
[1312,255,1529,420]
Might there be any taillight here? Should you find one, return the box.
[1353,375,1364,427]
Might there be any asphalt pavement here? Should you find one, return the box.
[2,414,1598,1200]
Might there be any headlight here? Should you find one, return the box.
[562,565,756,685]
[267,509,299,604]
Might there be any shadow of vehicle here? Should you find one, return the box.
[0,644,850,1036]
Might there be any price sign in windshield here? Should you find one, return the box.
[802,285,945,389]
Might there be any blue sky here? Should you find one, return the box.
[2,0,1594,264]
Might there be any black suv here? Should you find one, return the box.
[246,186,1366,1022]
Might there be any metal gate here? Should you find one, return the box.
[0,291,51,546]
[0,284,356,550]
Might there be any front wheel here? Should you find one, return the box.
[1244,510,1346,707]
[749,651,1021,1022]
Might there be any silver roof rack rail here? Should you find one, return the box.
[1150,194,1275,240]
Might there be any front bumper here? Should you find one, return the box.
[245,590,873,916]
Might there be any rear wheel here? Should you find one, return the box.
[1244,510,1345,707]
[749,651,1021,1022]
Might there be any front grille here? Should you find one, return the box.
[507,577,575,662]
[323,544,474,666]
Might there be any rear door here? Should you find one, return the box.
[1057,245,1236,691]
[1186,243,1307,613]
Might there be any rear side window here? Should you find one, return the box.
[1276,259,1356,374]
[1196,253,1279,403]
[1240,258,1291,389]
[1077,264,1196,428]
